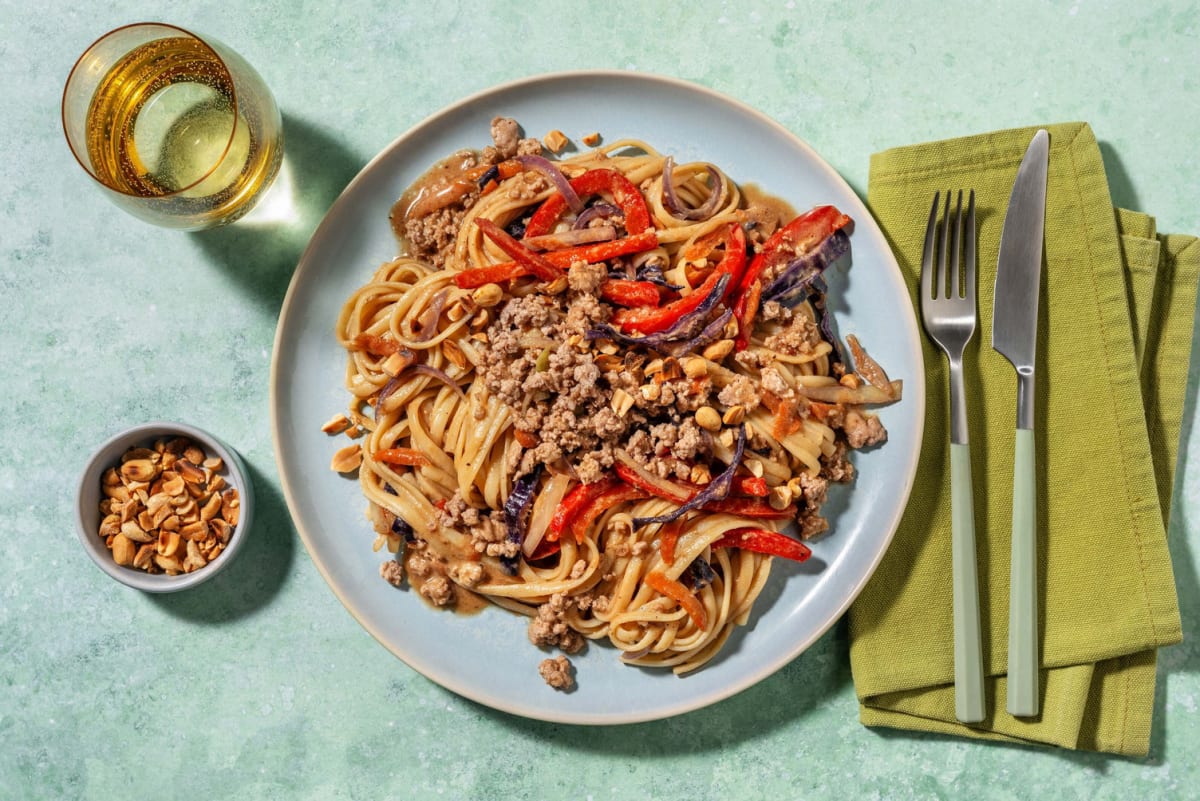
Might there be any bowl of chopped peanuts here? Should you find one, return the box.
[75,422,254,592]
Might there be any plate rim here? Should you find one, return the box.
[270,69,925,724]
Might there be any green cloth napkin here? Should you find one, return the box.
[847,122,1197,756]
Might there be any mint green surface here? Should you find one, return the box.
[1006,427,1040,717]
[3,2,1198,798]
[950,441,985,723]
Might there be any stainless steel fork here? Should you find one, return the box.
[920,190,985,723]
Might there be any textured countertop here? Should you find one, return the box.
[3,2,1197,798]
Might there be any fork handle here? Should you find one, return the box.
[1006,427,1039,716]
[950,442,985,723]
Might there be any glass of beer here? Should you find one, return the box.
[62,23,284,230]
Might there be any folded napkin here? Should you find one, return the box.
[847,122,1197,756]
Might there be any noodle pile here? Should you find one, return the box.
[330,124,899,678]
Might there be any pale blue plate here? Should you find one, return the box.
[271,71,925,724]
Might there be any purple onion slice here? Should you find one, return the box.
[516,154,583,214]
[662,157,725,221]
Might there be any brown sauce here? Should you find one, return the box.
[742,183,798,231]
[402,544,496,616]
[388,150,479,241]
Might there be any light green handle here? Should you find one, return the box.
[950,442,985,723]
[1007,427,1039,716]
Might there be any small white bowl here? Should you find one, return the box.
[75,421,254,592]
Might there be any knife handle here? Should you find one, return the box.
[950,442,985,723]
[1006,427,1039,717]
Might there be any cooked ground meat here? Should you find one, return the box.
[718,375,761,409]
[759,299,793,323]
[404,203,471,269]
[843,409,887,449]
[380,560,404,587]
[568,262,607,293]
[821,441,856,483]
[490,116,522,159]
[407,550,434,579]
[504,170,550,202]
[538,655,575,691]
[764,312,821,356]
[450,561,484,588]
[467,510,517,558]
[419,575,455,607]
[794,473,830,540]
[528,593,585,653]
[759,366,792,398]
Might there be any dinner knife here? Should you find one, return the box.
[993,128,1049,718]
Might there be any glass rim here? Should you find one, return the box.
[61,21,243,199]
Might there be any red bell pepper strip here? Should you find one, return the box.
[569,484,647,542]
[732,206,852,350]
[614,463,787,519]
[614,462,767,501]
[733,476,769,497]
[474,218,563,282]
[524,168,653,238]
[374,448,431,468]
[600,280,661,308]
[711,527,812,563]
[548,478,619,542]
[614,463,691,503]
[542,229,658,266]
[453,262,526,289]
[732,279,762,352]
[707,496,794,519]
[611,224,745,335]
[645,571,707,630]
[527,536,561,561]
[453,230,659,289]
[659,518,686,565]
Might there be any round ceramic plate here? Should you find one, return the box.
[271,71,924,724]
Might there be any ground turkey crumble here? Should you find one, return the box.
[538,655,575,691]
[528,593,585,654]
[479,282,718,483]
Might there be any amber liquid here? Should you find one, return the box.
[83,37,281,225]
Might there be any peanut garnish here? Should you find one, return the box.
[694,406,722,432]
[95,436,239,577]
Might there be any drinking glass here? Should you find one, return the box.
[62,23,283,230]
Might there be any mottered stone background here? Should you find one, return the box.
[2,2,1197,799]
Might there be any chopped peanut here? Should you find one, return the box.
[94,437,239,577]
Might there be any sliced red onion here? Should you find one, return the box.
[585,274,729,355]
[681,556,717,591]
[521,225,617,252]
[633,425,747,527]
[662,157,725,221]
[374,355,410,415]
[412,364,467,400]
[501,464,544,575]
[761,229,850,307]
[573,202,621,229]
[413,288,450,342]
[634,262,683,291]
[516,154,583,213]
[597,307,730,359]
[391,515,416,543]
[631,250,667,271]
[809,276,845,366]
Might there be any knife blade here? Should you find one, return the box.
[993,128,1049,718]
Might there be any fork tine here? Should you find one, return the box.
[937,191,951,298]
[965,189,976,302]
[921,191,940,301]
[950,190,963,298]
